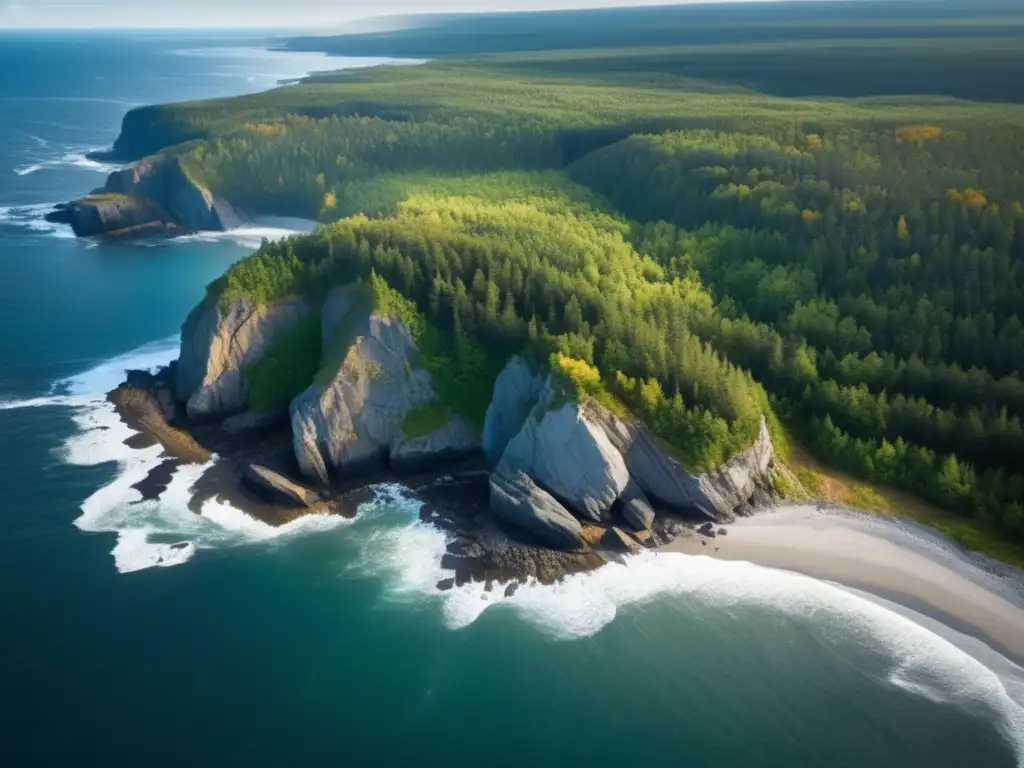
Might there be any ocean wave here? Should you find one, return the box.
[0,203,74,239]
[159,225,309,250]
[13,147,119,177]
[0,336,347,573]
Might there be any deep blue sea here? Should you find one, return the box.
[1,31,1023,768]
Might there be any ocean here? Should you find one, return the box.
[0,31,1022,767]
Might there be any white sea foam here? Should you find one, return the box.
[0,203,75,239]
[13,147,119,177]
[165,226,308,250]
[2,336,346,572]
[341,483,1024,763]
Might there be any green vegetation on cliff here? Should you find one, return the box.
[156,2,1024,548]
[244,312,322,412]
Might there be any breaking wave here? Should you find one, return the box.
[162,225,310,250]
[0,337,345,573]
[345,484,1024,764]
[13,147,119,176]
[0,203,74,239]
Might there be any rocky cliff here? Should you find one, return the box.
[175,296,310,422]
[482,359,776,548]
[594,408,775,518]
[45,195,178,239]
[47,152,245,238]
[290,286,481,486]
[163,290,777,561]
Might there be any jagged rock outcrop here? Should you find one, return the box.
[290,286,479,485]
[50,152,246,238]
[482,356,544,465]
[243,465,321,508]
[595,409,775,518]
[105,154,246,231]
[390,414,481,474]
[176,297,309,422]
[497,385,629,523]
[489,470,584,550]
[619,478,656,531]
[45,195,177,238]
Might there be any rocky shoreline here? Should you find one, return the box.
[46,152,245,239]
[109,366,773,591]
[107,280,787,589]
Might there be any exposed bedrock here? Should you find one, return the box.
[49,152,246,238]
[290,286,481,486]
[176,297,310,422]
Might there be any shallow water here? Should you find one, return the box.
[0,31,1022,767]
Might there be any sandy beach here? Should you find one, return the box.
[662,506,1024,665]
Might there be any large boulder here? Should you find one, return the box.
[290,285,478,485]
[243,465,321,508]
[620,478,656,531]
[497,386,629,523]
[489,470,584,550]
[390,414,481,475]
[176,297,309,422]
[482,356,544,465]
[594,409,774,519]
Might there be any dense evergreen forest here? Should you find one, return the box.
[124,2,1024,545]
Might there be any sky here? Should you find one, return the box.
[0,0,768,30]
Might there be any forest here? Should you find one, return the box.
[122,4,1024,546]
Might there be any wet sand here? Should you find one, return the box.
[661,507,1024,665]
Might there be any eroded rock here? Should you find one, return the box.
[489,470,583,550]
[497,391,629,522]
[176,297,309,422]
[482,356,544,465]
[243,465,321,508]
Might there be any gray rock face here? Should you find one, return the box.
[489,470,583,550]
[290,286,472,485]
[703,417,775,511]
[482,356,544,465]
[620,478,656,531]
[105,154,245,231]
[176,297,309,422]
[594,409,774,518]
[498,391,629,523]
[390,414,481,475]
[52,153,247,238]
[243,465,321,508]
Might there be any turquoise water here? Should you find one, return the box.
[1,32,1023,767]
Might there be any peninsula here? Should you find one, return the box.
[55,0,1024,576]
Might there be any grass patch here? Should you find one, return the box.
[244,312,322,412]
[403,403,453,439]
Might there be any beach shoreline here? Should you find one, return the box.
[660,506,1024,668]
